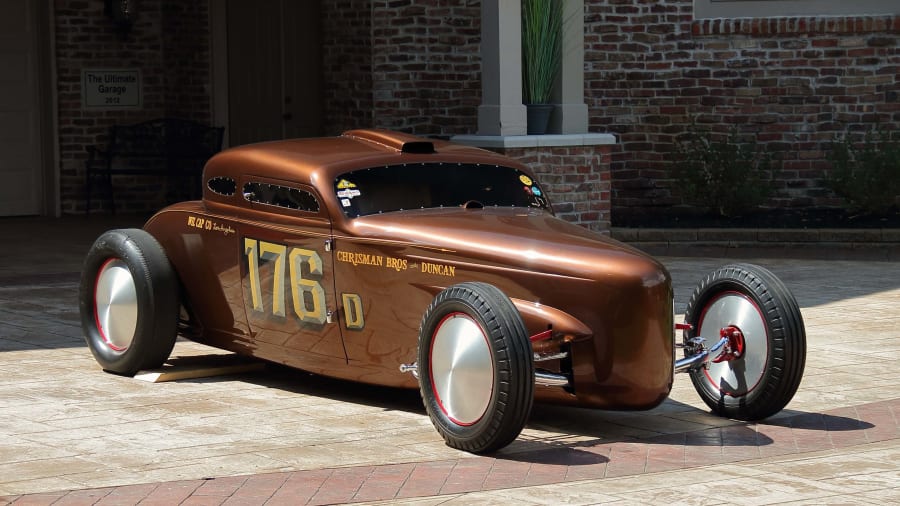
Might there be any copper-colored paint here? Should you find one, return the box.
[143,129,674,411]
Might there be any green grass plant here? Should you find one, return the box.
[826,127,900,214]
[674,125,777,217]
[522,0,562,105]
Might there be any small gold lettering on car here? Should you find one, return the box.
[421,262,456,277]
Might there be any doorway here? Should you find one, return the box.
[223,0,323,147]
[0,0,53,216]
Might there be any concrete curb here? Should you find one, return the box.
[612,227,900,261]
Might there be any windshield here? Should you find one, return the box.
[334,163,551,218]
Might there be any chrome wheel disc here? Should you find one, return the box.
[698,292,768,396]
[430,313,494,426]
[94,258,138,352]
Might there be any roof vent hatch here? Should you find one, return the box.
[401,141,436,154]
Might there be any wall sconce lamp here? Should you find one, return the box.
[105,0,137,36]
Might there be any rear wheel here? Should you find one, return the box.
[683,264,806,420]
[79,228,180,376]
[417,282,534,453]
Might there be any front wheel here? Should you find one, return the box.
[683,263,806,420]
[79,228,180,376]
[417,282,534,453]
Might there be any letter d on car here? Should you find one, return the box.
[342,293,365,330]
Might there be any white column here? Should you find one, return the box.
[477,0,527,136]
[550,0,588,134]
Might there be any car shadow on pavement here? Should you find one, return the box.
[187,361,429,414]
[497,443,610,465]
[187,360,874,431]
[494,408,876,465]
[762,411,875,431]
[189,362,872,448]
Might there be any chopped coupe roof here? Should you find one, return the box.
[203,129,526,190]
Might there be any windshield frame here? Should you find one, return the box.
[333,162,552,218]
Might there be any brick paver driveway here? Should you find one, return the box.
[1,217,897,504]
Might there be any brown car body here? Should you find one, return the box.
[143,129,674,411]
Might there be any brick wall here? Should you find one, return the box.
[491,145,613,233]
[56,0,210,214]
[322,0,483,137]
[584,0,900,219]
[370,0,481,137]
[56,0,897,225]
[322,0,375,134]
[327,0,609,231]
[362,1,611,232]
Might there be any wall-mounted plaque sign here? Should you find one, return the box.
[82,69,142,109]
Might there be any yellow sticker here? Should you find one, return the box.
[519,174,533,186]
[337,179,357,189]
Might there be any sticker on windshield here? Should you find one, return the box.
[532,186,542,197]
[337,188,361,199]
[341,198,352,207]
[337,179,357,189]
[519,174,533,186]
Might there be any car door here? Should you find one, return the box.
[236,176,347,370]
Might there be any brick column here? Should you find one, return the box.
[495,144,613,233]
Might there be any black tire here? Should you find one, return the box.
[683,263,806,420]
[79,228,180,376]
[417,282,534,453]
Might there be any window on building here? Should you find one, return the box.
[694,0,899,19]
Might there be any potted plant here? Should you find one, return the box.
[522,0,563,135]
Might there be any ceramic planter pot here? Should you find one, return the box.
[526,104,554,135]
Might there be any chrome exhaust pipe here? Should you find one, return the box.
[535,371,570,387]
[401,362,571,388]
[411,342,706,386]
[534,351,568,362]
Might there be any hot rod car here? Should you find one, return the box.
[80,129,806,453]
